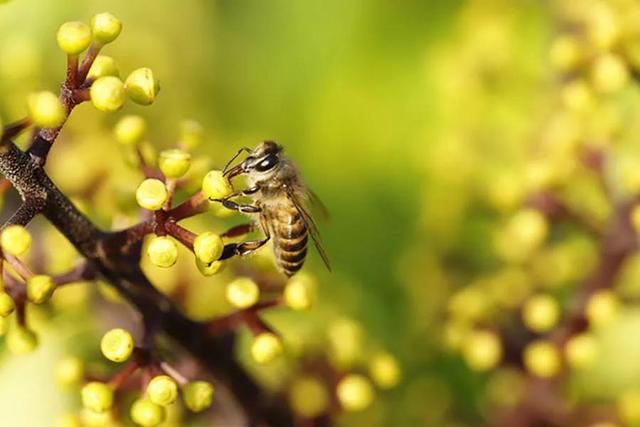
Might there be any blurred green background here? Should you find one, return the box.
[0,0,572,426]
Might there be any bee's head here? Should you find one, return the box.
[223,141,283,179]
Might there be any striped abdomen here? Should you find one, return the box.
[268,204,308,277]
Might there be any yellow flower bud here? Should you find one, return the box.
[251,332,283,364]
[27,275,55,304]
[195,259,226,276]
[55,356,85,387]
[288,376,329,418]
[125,67,159,105]
[130,399,165,427]
[159,149,191,179]
[79,408,113,426]
[561,80,593,112]
[114,115,145,146]
[1,224,32,256]
[90,12,122,45]
[523,340,561,378]
[178,119,203,150]
[81,382,114,413]
[147,236,178,268]
[56,21,92,55]
[101,328,134,362]
[565,333,598,370]
[368,352,401,389]
[226,277,259,309]
[183,381,214,412]
[146,375,178,406]
[90,76,125,112]
[27,91,65,128]
[462,330,502,372]
[283,273,315,310]
[327,318,363,369]
[87,55,119,80]
[193,232,223,264]
[522,294,560,333]
[508,209,548,250]
[0,292,15,317]
[549,35,582,72]
[202,170,233,200]
[336,374,374,412]
[586,290,619,328]
[591,53,629,94]
[136,178,168,211]
[6,326,38,354]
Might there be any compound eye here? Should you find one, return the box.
[255,154,278,172]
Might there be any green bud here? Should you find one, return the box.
[90,12,122,44]
[87,55,119,80]
[183,381,214,412]
[81,382,114,413]
[125,68,159,105]
[90,76,125,112]
[146,375,178,406]
[56,21,92,55]
[195,258,226,276]
[0,292,15,317]
[114,115,145,146]
[202,170,233,200]
[158,149,191,178]
[193,232,223,264]
[100,328,134,362]
[26,275,55,304]
[130,399,165,426]
[27,91,65,128]
[6,326,38,354]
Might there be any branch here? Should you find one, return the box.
[0,140,293,426]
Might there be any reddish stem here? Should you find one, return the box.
[109,359,140,390]
[167,191,208,221]
[77,43,102,83]
[165,221,196,250]
[66,55,79,89]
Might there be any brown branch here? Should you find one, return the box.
[0,140,293,426]
[167,191,208,221]
[77,42,102,83]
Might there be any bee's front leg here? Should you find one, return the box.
[212,186,260,213]
[219,199,261,214]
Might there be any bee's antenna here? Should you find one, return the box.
[223,147,251,175]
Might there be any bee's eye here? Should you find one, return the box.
[255,154,278,172]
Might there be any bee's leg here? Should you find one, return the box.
[218,218,270,260]
[221,222,256,238]
[219,199,261,214]
[241,185,259,195]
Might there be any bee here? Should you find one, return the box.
[213,141,330,277]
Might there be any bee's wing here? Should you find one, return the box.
[285,185,331,271]
[307,189,330,223]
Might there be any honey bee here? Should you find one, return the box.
[213,141,330,277]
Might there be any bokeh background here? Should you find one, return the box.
[4,0,640,426]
